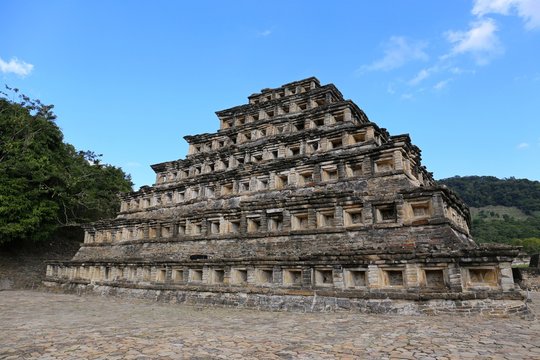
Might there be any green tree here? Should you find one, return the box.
[0,87,132,245]
[511,238,540,254]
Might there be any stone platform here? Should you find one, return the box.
[45,280,529,317]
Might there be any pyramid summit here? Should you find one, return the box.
[45,77,527,315]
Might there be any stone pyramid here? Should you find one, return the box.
[46,77,526,315]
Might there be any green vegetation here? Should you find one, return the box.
[511,238,540,255]
[439,176,540,215]
[0,87,132,246]
[439,176,540,254]
[470,205,529,221]
[471,215,540,247]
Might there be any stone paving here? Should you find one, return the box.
[1,290,539,359]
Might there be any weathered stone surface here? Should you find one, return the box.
[2,290,540,359]
[45,77,526,314]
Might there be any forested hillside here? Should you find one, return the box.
[439,176,540,254]
[438,176,540,215]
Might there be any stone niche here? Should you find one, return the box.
[231,268,248,285]
[313,268,334,286]
[343,268,368,288]
[343,206,363,227]
[420,268,447,289]
[463,267,499,289]
[374,204,397,223]
[291,212,309,230]
[255,268,274,285]
[283,269,303,286]
[381,268,405,287]
[189,269,203,283]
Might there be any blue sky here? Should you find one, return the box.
[2,0,539,189]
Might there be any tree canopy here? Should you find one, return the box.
[0,87,132,245]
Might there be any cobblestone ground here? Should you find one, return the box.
[1,291,539,360]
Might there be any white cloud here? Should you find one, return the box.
[409,68,431,85]
[359,36,428,72]
[473,0,540,30]
[449,66,476,75]
[434,79,452,90]
[257,30,272,37]
[0,56,34,76]
[517,142,530,149]
[444,18,503,65]
[408,65,443,86]
[401,93,414,100]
